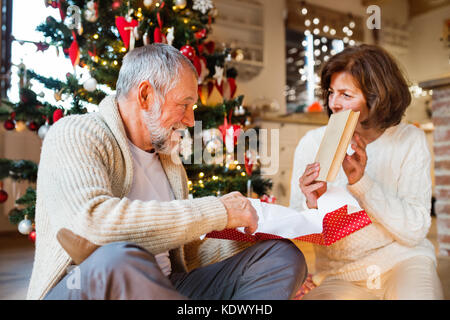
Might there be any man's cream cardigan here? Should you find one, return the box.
[27,95,250,300]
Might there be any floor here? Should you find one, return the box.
[0,217,449,300]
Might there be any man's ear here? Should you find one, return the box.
[137,80,154,111]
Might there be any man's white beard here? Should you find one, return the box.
[141,99,183,155]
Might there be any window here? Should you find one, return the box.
[285,0,363,113]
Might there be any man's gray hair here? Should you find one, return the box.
[116,43,198,99]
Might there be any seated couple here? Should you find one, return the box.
[27,43,443,300]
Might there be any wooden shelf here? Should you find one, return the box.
[215,19,264,32]
[256,112,329,126]
[215,0,263,11]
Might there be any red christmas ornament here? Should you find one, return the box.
[192,56,202,76]
[115,16,139,50]
[3,119,15,131]
[112,0,121,10]
[153,27,163,43]
[227,77,237,99]
[197,43,204,55]
[195,28,207,39]
[204,41,215,54]
[44,0,58,9]
[68,32,80,67]
[53,109,64,123]
[28,230,36,243]
[27,121,39,131]
[244,154,253,176]
[180,45,196,61]
[35,42,50,52]
[215,78,237,100]
[219,116,242,147]
[207,81,214,98]
[0,189,8,203]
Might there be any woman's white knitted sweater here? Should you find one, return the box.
[27,96,251,300]
[289,123,437,285]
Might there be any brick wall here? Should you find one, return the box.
[432,86,450,256]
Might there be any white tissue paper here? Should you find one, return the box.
[200,185,363,240]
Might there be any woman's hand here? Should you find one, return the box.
[299,162,327,209]
[343,133,368,185]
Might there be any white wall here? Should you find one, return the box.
[218,0,287,113]
[406,5,450,83]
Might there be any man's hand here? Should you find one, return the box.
[219,191,258,234]
[57,228,99,265]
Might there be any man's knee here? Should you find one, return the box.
[268,240,307,272]
[278,240,307,281]
[253,240,307,283]
[84,241,155,274]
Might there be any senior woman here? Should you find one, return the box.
[289,44,444,300]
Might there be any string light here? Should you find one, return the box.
[93,34,99,39]
[199,172,204,178]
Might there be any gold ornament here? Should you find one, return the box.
[15,121,27,132]
[175,0,187,10]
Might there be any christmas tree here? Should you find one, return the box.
[0,0,272,239]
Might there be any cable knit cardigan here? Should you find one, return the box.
[289,123,437,285]
[27,95,251,300]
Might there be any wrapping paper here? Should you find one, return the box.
[205,186,372,246]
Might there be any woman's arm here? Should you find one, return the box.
[347,129,432,247]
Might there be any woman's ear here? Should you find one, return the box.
[137,80,154,111]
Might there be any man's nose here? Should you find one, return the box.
[182,105,195,127]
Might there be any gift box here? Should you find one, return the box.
[205,186,372,246]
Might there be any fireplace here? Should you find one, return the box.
[420,76,450,256]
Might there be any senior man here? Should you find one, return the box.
[27,44,307,300]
